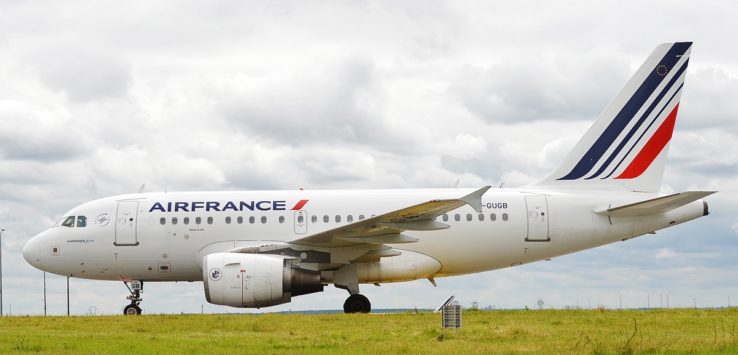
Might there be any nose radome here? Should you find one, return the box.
[23,232,44,269]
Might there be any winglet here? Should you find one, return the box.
[460,186,491,213]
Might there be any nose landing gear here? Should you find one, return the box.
[122,280,143,315]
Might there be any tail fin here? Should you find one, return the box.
[536,42,692,192]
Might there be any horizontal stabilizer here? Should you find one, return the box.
[595,191,715,217]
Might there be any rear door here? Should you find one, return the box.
[525,195,550,242]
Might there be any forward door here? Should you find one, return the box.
[115,201,140,246]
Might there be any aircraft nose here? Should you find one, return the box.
[23,232,46,269]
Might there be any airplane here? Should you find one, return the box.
[23,42,715,315]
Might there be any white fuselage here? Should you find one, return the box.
[23,187,706,284]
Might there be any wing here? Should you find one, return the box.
[290,186,491,248]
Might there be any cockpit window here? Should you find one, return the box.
[76,216,87,228]
[62,216,76,227]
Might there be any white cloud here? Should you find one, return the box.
[655,248,676,259]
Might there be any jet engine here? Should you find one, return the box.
[203,253,323,308]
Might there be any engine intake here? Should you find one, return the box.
[203,253,323,308]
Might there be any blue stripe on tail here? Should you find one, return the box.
[558,42,691,180]
[587,58,689,179]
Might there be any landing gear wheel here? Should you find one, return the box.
[343,294,371,314]
[124,304,142,315]
[122,280,143,316]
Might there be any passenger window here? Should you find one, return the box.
[160,217,166,225]
[207,217,213,224]
[62,216,75,227]
[225,216,231,224]
[311,215,317,223]
[347,215,353,223]
[335,215,341,223]
[196,217,202,225]
[249,216,255,224]
[454,214,460,222]
[279,216,285,223]
[442,214,448,222]
[261,216,267,224]
[184,217,190,225]
[502,213,509,221]
[76,216,87,227]
[323,215,329,223]
[237,216,243,224]
[358,215,365,220]
[172,217,178,225]
[490,213,497,221]
[478,214,484,221]
[466,214,472,221]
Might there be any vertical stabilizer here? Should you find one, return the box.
[536,42,692,192]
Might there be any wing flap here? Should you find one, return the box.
[595,191,715,217]
[338,233,418,244]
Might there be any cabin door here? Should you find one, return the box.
[114,201,140,246]
[525,195,550,242]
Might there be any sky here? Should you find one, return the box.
[0,0,737,315]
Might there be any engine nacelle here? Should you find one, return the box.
[203,253,323,308]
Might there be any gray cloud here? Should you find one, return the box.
[0,101,91,161]
[27,48,131,102]
[680,67,738,131]
[451,52,631,123]
[219,57,381,145]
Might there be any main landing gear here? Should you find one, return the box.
[343,293,371,314]
[334,264,371,314]
[122,280,143,315]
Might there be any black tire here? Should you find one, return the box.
[124,304,142,315]
[343,294,371,314]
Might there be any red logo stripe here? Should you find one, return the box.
[616,103,679,180]
[291,199,309,210]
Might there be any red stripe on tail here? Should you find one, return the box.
[616,103,679,179]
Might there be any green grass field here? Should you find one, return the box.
[0,308,736,354]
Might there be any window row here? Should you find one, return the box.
[158,214,371,225]
[158,212,509,226]
[442,213,509,222]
